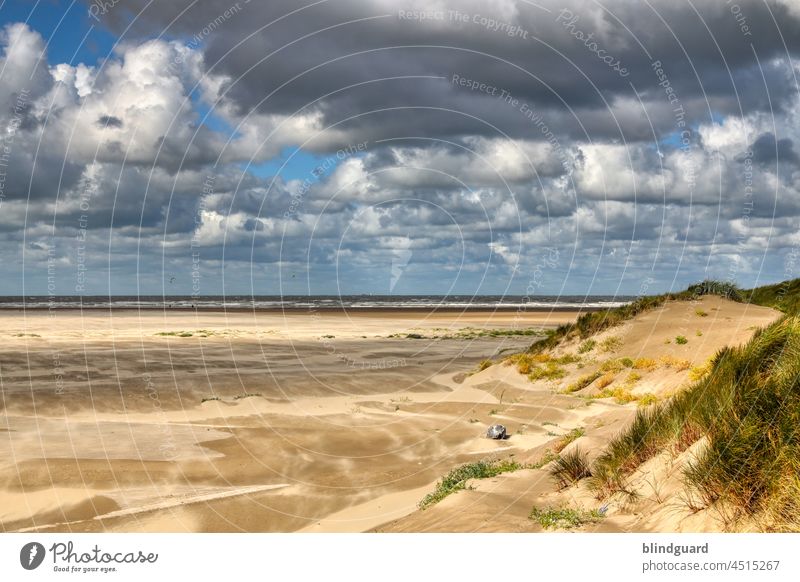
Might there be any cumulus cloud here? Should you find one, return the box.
[1,1,799,294]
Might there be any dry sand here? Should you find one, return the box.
[0,308,573,532]
[0,299,780,532]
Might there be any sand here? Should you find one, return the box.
[0,299,781,532]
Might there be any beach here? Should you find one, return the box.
[0,298,782,532]
[0,308,577,532]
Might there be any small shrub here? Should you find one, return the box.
[233,392,263,400]
[597,386,637,404]
[578,339,597,354]
[419,459,523,508]
[549,448,592,489]
[675,335,688,345]
[201,396,221,403]
[688,362,712,381]
[595,372,615,389]
[633,357,658,371]
[528,362,566,381]
[696,330,703,336]
[530,505,604,529]
[477,359,493,372]
[600,359,624,373]
[600,336,623,352]
[695,308,709,317]
[563,371,602,394]
[553,427,586,453]
[620,357,634,368]
[625,371,642,385]
[637,393,658,407]
[659,355,691,371]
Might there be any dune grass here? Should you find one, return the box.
[588,315,800,530]
[527,280,743,354]
[747,277,800,315]
[530,505,604,529]
[549,448,592,489]
[419,459,524,509]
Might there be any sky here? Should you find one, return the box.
[0,0,799,297]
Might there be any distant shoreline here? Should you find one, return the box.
[0,305,607,313]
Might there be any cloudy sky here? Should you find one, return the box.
[0,0,799,296]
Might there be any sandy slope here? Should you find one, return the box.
[0,308,574,532]
[378,296,781,533]
[0,299,780,532]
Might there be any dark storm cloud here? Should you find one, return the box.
[88,0,800,147]
[749,132,800,167]
[96,115,124,128]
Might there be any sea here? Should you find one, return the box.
[0,295,633,310]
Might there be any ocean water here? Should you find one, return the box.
[0,295,633,310]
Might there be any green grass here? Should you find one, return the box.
[233,392,263,400]
[419,459,523,509]
[577,339,597,353]
[600,336,623,352]
[390,327,546,340]
[476,359,493,372]
[747,278,800,315]
[529,505,604,529]
[526,280,743,354]
[553,427,585,453]
[549,448,592,489]
[563,371,602,394]
[589,315,800,530]
[675,335,688,345]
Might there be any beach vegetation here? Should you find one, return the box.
[419,459,523,509]
[600,336,623,352]
[233,392,263,400]
[549,448,592,489]
[658,355,691,370]
[477,359,493,372]
[577,339,596,353]
[595,372,615,389]
[589,315,800,529]
[563,371,602,394]
[675,335,688,344]
[526,280,743,354]
[633,357,658,371]
[529,505,604,529]
[553,427,586,453]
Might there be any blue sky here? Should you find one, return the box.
[1,0,798,296]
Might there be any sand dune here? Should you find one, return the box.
[0,300,780,532]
